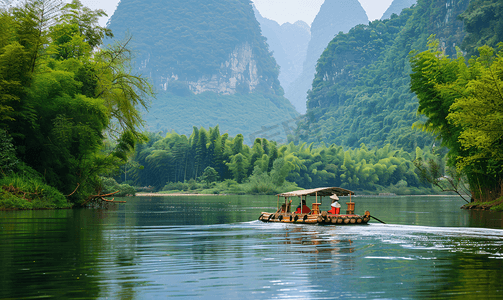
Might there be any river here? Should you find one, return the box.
[1,195,502,299]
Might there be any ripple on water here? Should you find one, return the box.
[2,206,503,299]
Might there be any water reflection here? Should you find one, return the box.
[0,195,502,299]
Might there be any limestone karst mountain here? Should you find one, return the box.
[106,0,298,142]
[294,0,470,150]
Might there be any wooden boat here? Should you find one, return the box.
[258,187,370,225]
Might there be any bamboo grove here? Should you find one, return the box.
[0,0,153,208]
[410,38,503,202]
[126,125,436,194]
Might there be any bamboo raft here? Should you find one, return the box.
[258,187,371,225]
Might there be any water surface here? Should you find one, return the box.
[1,195,502,299]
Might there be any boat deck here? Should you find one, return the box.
[259,212,370,225]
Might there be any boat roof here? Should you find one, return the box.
[277,187,354,197]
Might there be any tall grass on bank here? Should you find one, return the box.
[0,174,71,210]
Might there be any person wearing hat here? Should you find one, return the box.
[329,194,341,214]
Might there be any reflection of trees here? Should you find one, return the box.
[101,203,143,300]
[434,251,503,298]
[467,210,503,228]
[0,210,104,299]
[112,251,139,299]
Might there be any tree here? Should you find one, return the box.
[59,0,112,48]
[201,166,218,187]
[270,157,292,186]
[447,45,503,174]
[94,36,153,139]
[413,156,471,203]
[0,0,153,205]
[410,38,503,201]
[227,153,248,183]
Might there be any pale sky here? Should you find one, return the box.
[79,0,395,27]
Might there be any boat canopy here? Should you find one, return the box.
[277,187,354,197]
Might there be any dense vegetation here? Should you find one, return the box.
[407,0,503,209]
[4,0,503,211]
[295,0,470,151]
[410,39,503,207]
[459,0,503,57]
[123,126,437,195]
[0,0,152,209]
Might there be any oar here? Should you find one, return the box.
[370,215,386,224]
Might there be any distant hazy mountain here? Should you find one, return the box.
[381,0,417,20]
[285,0,369,113]
[253,7,311,96]
[106,0,298,142]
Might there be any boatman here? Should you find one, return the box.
[329,194,341,214]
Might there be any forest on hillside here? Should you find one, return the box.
[295,0,470,151]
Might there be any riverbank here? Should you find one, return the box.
[0,175,73,210]
[462,197,503,211]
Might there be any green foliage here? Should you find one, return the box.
[459,0,503,58]
[0,0,152,207]
[201,166,219,187]
[99,176,135,197]
[295,0,470,151]
[0,128,18,175]
[59,0,113,48]
[94,36,153,139]
[410,40,503,202]
[130,125,432,194]
[448,45,503,173]
[163,181,190,192]
[244,165,299,195]
[0,172,70,210]
[227,153,248,183]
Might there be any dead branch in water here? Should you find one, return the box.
[82,190,126,206]
[100,196,126,203]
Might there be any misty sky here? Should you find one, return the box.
[79,0,395,27]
